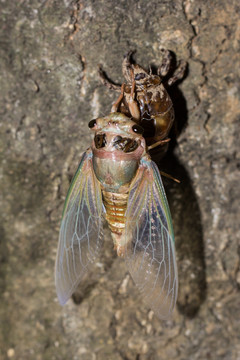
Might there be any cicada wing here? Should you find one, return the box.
[125,160,178,319]
[55,150,103,305]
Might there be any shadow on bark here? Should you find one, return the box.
[162,154,207,318]
[152,80,207,318]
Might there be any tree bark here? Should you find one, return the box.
[0,0,239,359]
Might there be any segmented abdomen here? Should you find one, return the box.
[102,190,128,235]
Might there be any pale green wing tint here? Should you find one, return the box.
[55,150,103,305]
[125,159,177,319]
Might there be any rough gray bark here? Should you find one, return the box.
[0,0,239,359]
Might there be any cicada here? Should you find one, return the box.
[55,111,178,319]
[99,49,187,154]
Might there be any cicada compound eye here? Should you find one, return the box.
[132,124,144,135]
[88,119,97,128]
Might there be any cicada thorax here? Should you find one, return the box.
[119,80,174,147]
[138,86,174,140]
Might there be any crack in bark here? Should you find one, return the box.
[182,0,211,132]
[68,0,82,41]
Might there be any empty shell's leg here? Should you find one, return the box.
[157,49,173,78]
[147,137,171,151]
[168,60,187,86]
[122,50,135,83]
[98,65,121,91]
[127,70,141,120]
[111,84,125,112]
[160,171,180,183]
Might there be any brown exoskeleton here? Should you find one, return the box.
[99,50,187,153]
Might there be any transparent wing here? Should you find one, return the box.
[55,150,103,305]
[125,160,178,319]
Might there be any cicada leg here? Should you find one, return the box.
[147,137,170,163]
[98,64,121,91]
[168,60,187,86]
[122,50,135,83]
[159,170,180,183]
[147,137,171,151]
[127,70,141,121]
[111,83,125,112]
[157,49,173,78]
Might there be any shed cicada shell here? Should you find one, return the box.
[55,52,185,319]
[99,49,187,155]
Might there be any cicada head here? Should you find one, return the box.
[133,66,161,88]
[88,113,147,192]
[88,112,147,158]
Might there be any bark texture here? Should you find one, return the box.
[0,0,239,359]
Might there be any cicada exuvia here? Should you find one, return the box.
[55,111,178,319]
[99,49,187,155]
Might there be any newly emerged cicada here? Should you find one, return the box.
[55,111,178,319]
